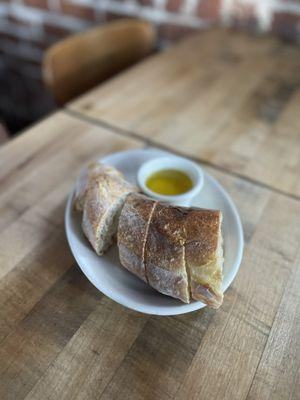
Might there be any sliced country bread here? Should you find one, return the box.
[74,162,122,211]
[117,197,223,307]
[81,168,138,255]
[117,193,157,283]
[144,203,190,303]
[185,209,223,309]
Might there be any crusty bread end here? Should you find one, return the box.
[187,211,224,309]
[81,168,138,255]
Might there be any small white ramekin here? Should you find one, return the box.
[137,156,204,206]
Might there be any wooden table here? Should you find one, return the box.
[69,29,300,199]
[1,30,300,400]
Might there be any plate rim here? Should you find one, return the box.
[65,148,244,316]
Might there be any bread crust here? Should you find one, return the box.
[185,209,223,308]
[145,203,190,303]
[118,193,156,282]
[185,208,221,265]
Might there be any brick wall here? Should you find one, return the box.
[0,0,300,133]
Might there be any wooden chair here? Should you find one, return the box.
[43,19,156,105]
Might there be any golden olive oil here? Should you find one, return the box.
[146,169,193,196]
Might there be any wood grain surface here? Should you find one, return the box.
[69,29,300,198]
[0,111,300,399]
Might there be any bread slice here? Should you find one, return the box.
[144,203,190,303]
[185,209,223,309]
[82,168,138,255]
[118,193,156,283]
[74,162,122,211]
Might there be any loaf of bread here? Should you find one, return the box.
[118,193,224,308]
[77,163,138,255]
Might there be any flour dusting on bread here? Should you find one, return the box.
[78,163,138,255]
[118,193,156,282]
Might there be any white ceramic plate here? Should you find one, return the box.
[65,148,244,315]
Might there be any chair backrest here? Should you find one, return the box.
[0,121,9,145]
[43,19,156,105]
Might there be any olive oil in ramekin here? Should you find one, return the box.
[146,169,193,196]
